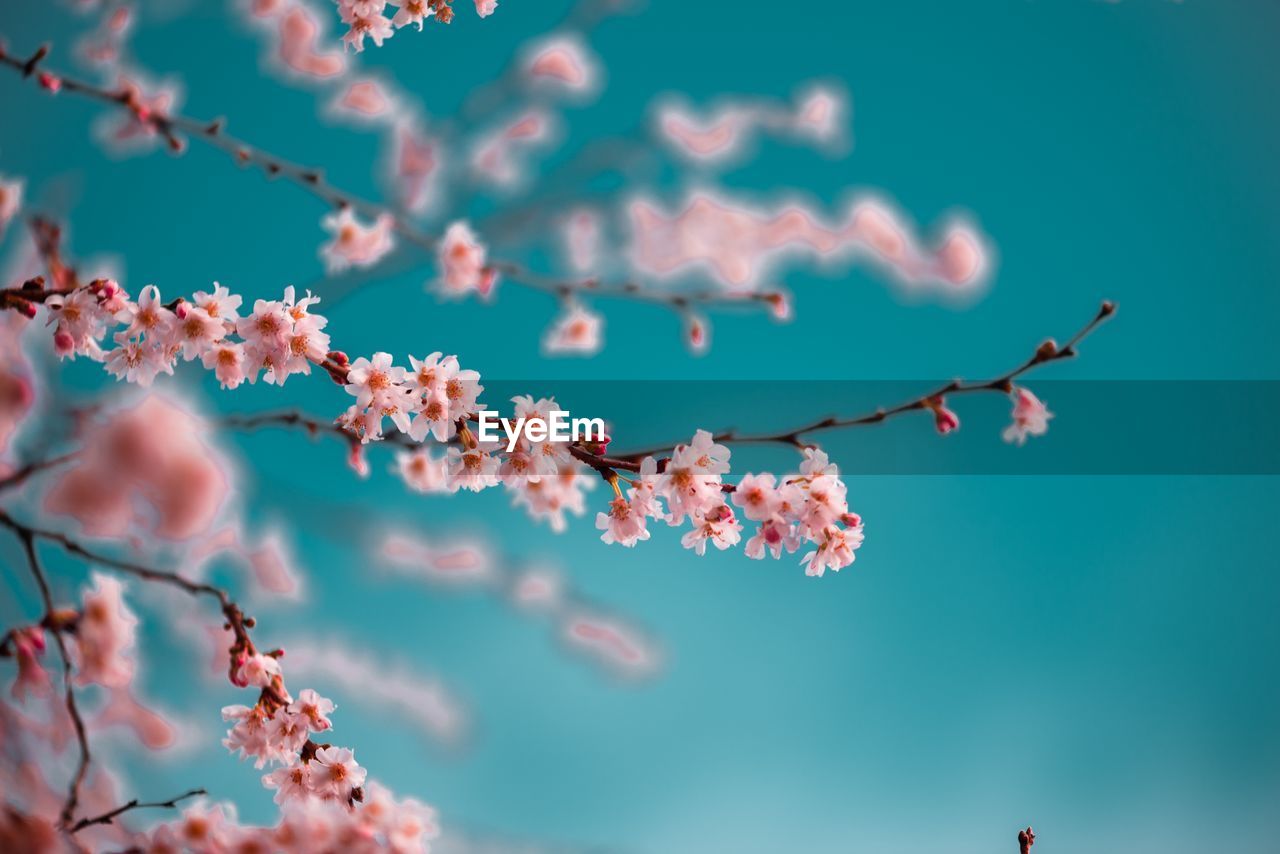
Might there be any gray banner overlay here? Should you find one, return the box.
[475,380,1280,475]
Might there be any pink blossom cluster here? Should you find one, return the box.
[332,0,498,52]
[598,438,866,577]
[20,267,1054,581]
[43,277,330,390]
[215,645,438,849]
[18,273,1053,576]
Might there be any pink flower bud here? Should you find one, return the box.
[52,327,75,355]
[926,395,960,435]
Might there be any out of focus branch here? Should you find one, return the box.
[69,788,206,834]
[0,451,80,494]
[0,509,281,702]
[6,524,90,831]
[0,44,772,320]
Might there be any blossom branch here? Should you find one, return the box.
[67,787,206,834]
[8,213,1115,575]
[612,300,1116,462]
[0,508,274,704]
[0,43,771,321]
[0,504,428,842]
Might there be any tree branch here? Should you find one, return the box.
[0,451,81,494]
[0,44,772,319]
[6,524,91,831]
[68,788,206,834]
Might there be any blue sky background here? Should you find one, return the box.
[2,1,1279,852]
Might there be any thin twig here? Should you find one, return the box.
[611,300,1117,462]
[0,450,80,493]
[6,524,91,831]
[68,788,206,834]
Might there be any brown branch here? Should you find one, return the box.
[68,788,206,834]
[0,451,80,494]
[611,300,1116,462]
[0,44,771,319]
[6,523,91,831]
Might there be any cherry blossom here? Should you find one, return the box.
[7,627,51,701]
[0,176,23,237]
[202,341,250,389]
[289,688,335,731]
[436,220,495,297]
[526,36,599,94]
[801,519,865,578]
[391,0,434,31]
[1003,386,1053,445]
[320,208,396,272]
[596,494,652,547]
[268,5,348,80]
[396,447,450,493]
[235,652,283,689]
[680,503,744,556]
[71,573,138,688]
[927,395,961,435]
[542,303,603,356]
[311,745,367,800]
[337,0,395,52]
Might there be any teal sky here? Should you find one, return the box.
[1,1,1278,852]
